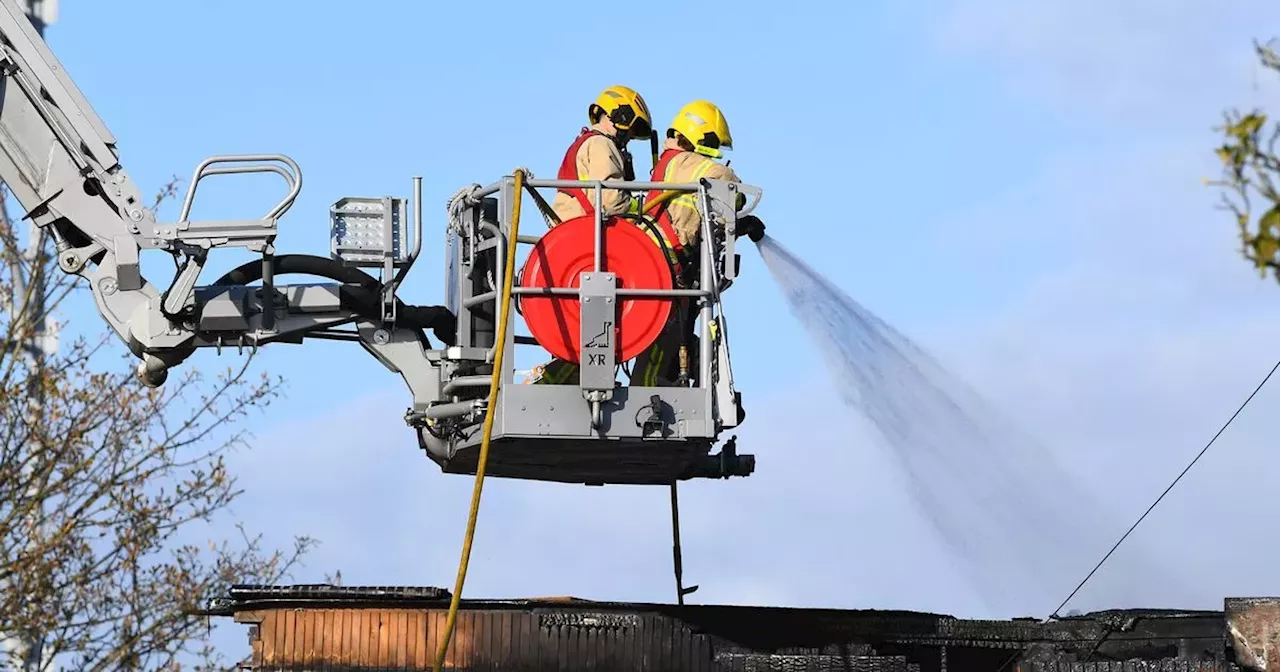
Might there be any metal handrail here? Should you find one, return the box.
[177,153,303,223]
[444,171,737,394]
[470,177,711,201]
[490,174,725,390]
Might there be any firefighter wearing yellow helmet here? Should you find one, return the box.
[550,85,654,224]
[646,100,764,259]
[534,87,654,386]
[631,100,765,388]
[671,99,733,158]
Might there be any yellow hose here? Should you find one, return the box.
[642,189,679,216]
[432,169,526,672]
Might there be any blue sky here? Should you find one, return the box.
[28,0,1280,662]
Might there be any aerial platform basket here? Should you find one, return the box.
[422,173,760,485]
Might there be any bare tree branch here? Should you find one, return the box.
[0,173,312,671]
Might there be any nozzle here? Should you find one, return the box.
[736,215,766,243]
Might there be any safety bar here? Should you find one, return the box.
[513,287,710,298]
[464,286,708,310]
[469,176,722,290]
[462,175,716,310]
[447,172,736,402]
[469,179,708,200]
[390,176,425,284]
[526,179,705,192]
[178,154,303,223]
[485,174,725,396]
[408,177,424,267]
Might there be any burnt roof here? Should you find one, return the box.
[203,583,1223,622]
[202,584,1245,671]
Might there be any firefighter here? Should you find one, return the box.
[632,100,765,388]
[549,85,654,224]
[533,86,654,386]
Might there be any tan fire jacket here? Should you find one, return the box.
[652,150,740,248]
[550,133,631,224]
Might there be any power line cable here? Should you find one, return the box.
[996,356,1280,672]
[1046,356,1280,620]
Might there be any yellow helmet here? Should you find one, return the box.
[590,85,653,140]
[669,100,733,159]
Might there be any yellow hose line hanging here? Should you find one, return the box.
[433,168,526,672]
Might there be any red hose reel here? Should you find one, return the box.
[518,215,674,363]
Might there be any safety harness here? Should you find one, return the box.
[556,127,606,216]
[644,148,699,284]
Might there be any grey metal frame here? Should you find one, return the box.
[0,0,758,482]
[439,175,758,453]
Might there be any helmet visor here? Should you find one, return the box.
[627,115,653,140]
[610,104,652,139]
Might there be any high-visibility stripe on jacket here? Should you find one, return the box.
[650,148,701,277]
[646,148,740,249]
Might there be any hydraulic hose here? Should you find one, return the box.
[432,168,525,672]
[214,253,378,289]
[211,254,457,346]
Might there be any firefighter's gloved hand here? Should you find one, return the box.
[736,215,766,243]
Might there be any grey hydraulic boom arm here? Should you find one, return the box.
[0,0,760,486]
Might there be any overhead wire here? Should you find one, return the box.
[991,355,1280,672]
[1045,356,1280,621]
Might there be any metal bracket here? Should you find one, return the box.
[330,180,425,328]
[580,269,618,432]
[356,321,443,419]
[712,315,741,429]
[55,240,104,275]
[159,249,208,322]
[578,271,617,396]
[638,394,666,437]
[705,179,742,287]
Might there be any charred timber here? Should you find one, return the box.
[196,584,1280,671]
